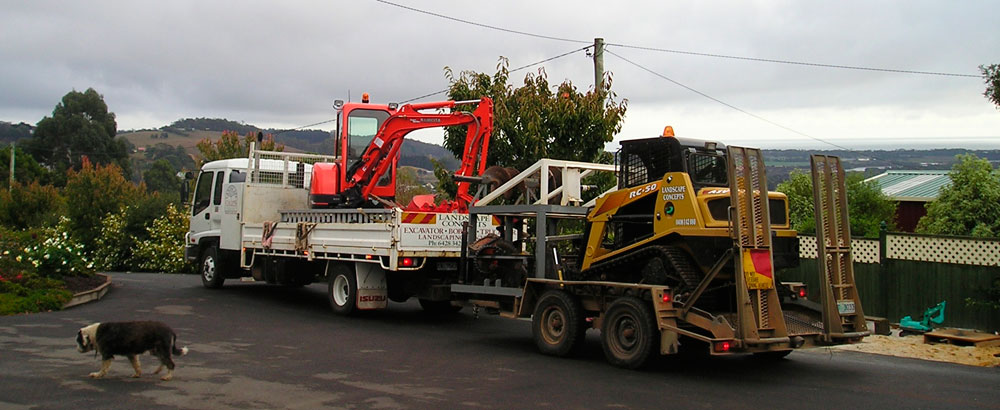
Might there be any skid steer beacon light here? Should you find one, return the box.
[661,126,675,137]
[362,93,370,103]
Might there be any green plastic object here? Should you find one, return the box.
[900,301,946,333]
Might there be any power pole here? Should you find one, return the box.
[8,141,13,191]
[593,38,605,92]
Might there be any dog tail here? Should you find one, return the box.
[171,333,189,356]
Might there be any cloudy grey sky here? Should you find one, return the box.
[1,0,998,149]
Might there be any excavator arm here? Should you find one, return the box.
[342,97,493,212]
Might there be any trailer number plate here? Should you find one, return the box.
[837,300,856,315]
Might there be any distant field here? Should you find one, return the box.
[120,129,304,155]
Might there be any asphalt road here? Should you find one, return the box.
[1,273,997,410]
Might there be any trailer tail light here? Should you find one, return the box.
[401,257,414,267]
[365,254,373,260]
[714,341,732,353]
[798,287,807,298]
[662,292,672,303]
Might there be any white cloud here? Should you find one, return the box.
[1,0,997,149]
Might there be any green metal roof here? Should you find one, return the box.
[864,170,951,202]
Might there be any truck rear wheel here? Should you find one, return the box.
[601,297,657,369]
[532,290,586,357]
[328,265,358,315]
[200,246,225,289]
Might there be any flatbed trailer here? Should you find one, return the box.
[451,148,869,368]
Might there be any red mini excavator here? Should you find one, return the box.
[310,95,494,213]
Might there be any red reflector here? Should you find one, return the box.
[662,293,672,303]
[714,341,732,353]
[401,257,414,267]
[798,288,807,298]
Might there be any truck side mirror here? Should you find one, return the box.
[180,172,194,204]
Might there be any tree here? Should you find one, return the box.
[197,130,283,162]
[442,58,627,171]
[395,167,431,206]
[24,88,131,184]
[63,159,144,253]
[143,159,180,196]
[0,181,65,230]
[981,64,1000,110]
[916,154,1000,237]
[0,145,53,187]
[777,170,897,238]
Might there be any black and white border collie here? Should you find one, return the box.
[76,321,189,381]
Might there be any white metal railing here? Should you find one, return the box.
[475,158,616,207]
[248,144,338,188]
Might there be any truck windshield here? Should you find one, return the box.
[346,109,391,163]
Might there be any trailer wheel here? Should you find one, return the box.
[601,297,657,369]
[200,246,225,289]
[532,290,586,357]
[328,265,358,315]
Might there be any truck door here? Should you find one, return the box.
[189,170,222,241]
[219,170,245,251]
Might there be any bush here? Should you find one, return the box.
[93,194,175,272]
[64,159,144,254]
[0,181,65,230]
[20,218,94,278]
[134,204,191,273]
[0,226,75,315]
[0,276,72,315]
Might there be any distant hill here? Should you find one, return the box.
[115,117,461,173]
[0,121,34,144]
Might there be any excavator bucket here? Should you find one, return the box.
[727,146,789,343]
[810,155,868,341]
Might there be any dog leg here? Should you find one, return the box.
[153,364,164,374]
[128,355,142,378]
[89,359,112,378]
[161,368,174,381]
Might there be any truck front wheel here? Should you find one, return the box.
[200,246,225,289]
[328,265,358,315]
[601,297,657,369]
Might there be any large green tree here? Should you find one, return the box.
[777,170,897,238]
[442,58,627,171]
[981,64,1000,109]
[916,154,1000,237]
[25,88,131,184]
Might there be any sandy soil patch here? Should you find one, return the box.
[832,333,1000,367]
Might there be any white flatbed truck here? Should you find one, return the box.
[184,147,496,314]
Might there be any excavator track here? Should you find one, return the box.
[579,245,703,292]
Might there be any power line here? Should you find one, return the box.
[606,43,980,78]
[400,45,591,104]
[372,0,979,78]
[606,49,854,151]
[372,0,589,45]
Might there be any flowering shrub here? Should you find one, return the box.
[0,227,74,315]
[21,217,94,278]
[93,207,132,271]
[134,204,191,273]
